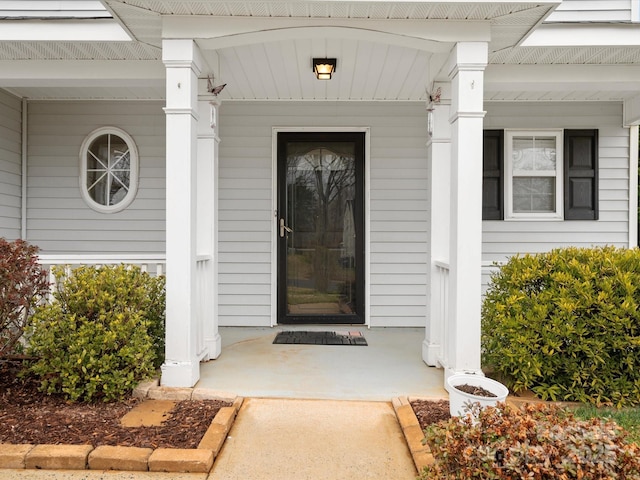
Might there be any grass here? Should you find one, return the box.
[572,405,640,444]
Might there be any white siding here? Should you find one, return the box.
[26,101,166,253]
[546,0,633,22]
[218,101,429,327]
[0,89,22,240]
[483,102,630,288]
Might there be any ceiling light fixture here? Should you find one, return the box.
[313,58,337,80]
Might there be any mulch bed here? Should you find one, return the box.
[0,360,229,449]
[410,399,451,430]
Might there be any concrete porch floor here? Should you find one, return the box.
[196,326,447,401]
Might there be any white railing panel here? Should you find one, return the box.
[195,255,212,361]
[39,254,166,300]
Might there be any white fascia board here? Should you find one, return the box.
[163,16,490,48]
[522,24,640,47]
[0,60,164,86]
[486,64,640,91]
[0,19,130,40]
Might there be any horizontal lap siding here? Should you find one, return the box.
[483,102,630,289]
[0,90,22,239]
[218,101,428,327]
[26,101,165,253]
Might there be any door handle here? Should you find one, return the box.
[279,218,293,237]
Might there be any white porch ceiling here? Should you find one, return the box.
[0,1,638,103]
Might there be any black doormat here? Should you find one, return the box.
[273,330,368,346]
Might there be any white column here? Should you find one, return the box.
[161,39,203,387]
[445,42,487,378]
[197,93,222,360]
[423,82,451,366]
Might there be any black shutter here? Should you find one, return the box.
[483,130,504,220]
[564,129,598,220]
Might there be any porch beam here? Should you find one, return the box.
[486,64,640,93]
[624,94,640,126]
[165,16,490,51]
[0,60,164,86]
[161,38,203,387]
[446,41,487,377]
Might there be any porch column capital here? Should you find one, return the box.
[447,42,487,123]
[162,39,203,119]
[446,42,488,77]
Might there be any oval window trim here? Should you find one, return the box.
[79,127,139,214]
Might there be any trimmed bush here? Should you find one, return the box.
[482,246,640,407]
[0,238,49,356]
[26,264,165,402]
[420,402,640,480]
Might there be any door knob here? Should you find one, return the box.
[279,218,293,237]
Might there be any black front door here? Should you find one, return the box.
[277,132,365,324]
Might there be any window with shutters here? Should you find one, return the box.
[506,130,563,220]
[482,129,598,221]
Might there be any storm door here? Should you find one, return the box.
[277,132,365,324]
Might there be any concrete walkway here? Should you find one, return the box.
[209,398,417,480]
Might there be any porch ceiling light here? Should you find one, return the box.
[313,58,337,80]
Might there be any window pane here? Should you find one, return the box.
[512,137,533,170]
[513,177,555,213]
[87,170,107,205]
[86,133,131,207]
[534,137,556,170]
[512,136,556,172]
[87,134,109,170]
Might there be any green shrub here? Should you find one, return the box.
[482,246,640,407]
[0,238,49,356]
[420,402,640,480]
[26,264,165,402]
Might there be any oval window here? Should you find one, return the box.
[79,127,139,213]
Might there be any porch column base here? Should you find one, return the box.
[422,339,441,367]
[203,333,222,361]
[160,360,200,387]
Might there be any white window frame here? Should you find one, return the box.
[505,129,563,220]
[79,126,139,214]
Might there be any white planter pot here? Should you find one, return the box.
[446,374,509,417]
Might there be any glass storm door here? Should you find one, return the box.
[277,132,365,324]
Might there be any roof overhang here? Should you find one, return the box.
[6,1,640,103]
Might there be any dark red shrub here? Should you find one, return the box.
[0,238,49,355]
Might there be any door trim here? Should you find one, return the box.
[271,127,370,326]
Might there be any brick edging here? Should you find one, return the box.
[392,396,437,473]
[0,382,243,474]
